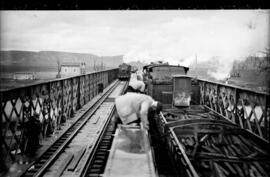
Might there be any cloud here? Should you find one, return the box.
[124,11,269,64]
[1,10,269,71]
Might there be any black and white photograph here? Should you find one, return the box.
[0,10,269,177]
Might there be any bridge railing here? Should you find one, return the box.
[0,68,118,163]
[197,78,269,142]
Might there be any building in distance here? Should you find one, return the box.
[57,62,86,78]
[13,72,36,80]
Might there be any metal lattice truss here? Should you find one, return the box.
[199,79,269,142]
[0,69,117,162]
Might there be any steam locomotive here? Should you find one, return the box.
[118,63,131,81]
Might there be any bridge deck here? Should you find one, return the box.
[103,126,156,177]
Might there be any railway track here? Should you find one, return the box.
[82,116,116,177]
[22,80,127,177]
[81,82,128,177]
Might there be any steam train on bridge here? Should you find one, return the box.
[1,62,269,177]
[118,63,131,80]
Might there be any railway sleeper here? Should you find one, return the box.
[34,164,43,168]
[99,145,109,149]
[93,159,104,164]
[100,141,111,144]
[95,155,107,160]
[50,147,59,151]
[102,136,112,140]
[96,151,106,155]
[88,168,102,173]
[92,164,103,169]
[42,155,51,159]
[101,141,111,144]
[87,173,100,177]
[40,159,47,163]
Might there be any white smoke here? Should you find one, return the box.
[207,57,234,80]
[123,10,269,80]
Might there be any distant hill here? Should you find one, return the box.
[0,50,123,73]
[188,55,269,91]
[231,56,270,71]
[229,56,270,89]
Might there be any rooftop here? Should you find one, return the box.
[61,62,82,67]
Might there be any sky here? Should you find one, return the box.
[0,10,269,79]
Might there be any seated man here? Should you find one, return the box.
[114,92,162,130]
[24,114,41,155]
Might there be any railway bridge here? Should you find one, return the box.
[0,68,269,177]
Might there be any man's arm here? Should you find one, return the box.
[140,82,145,93]
[139,101,150,130]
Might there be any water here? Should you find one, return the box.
[0,71,58,80]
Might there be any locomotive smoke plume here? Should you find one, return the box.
[123,10,269,80]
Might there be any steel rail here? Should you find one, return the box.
[80,106,116,177]
[80,80,129,177]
